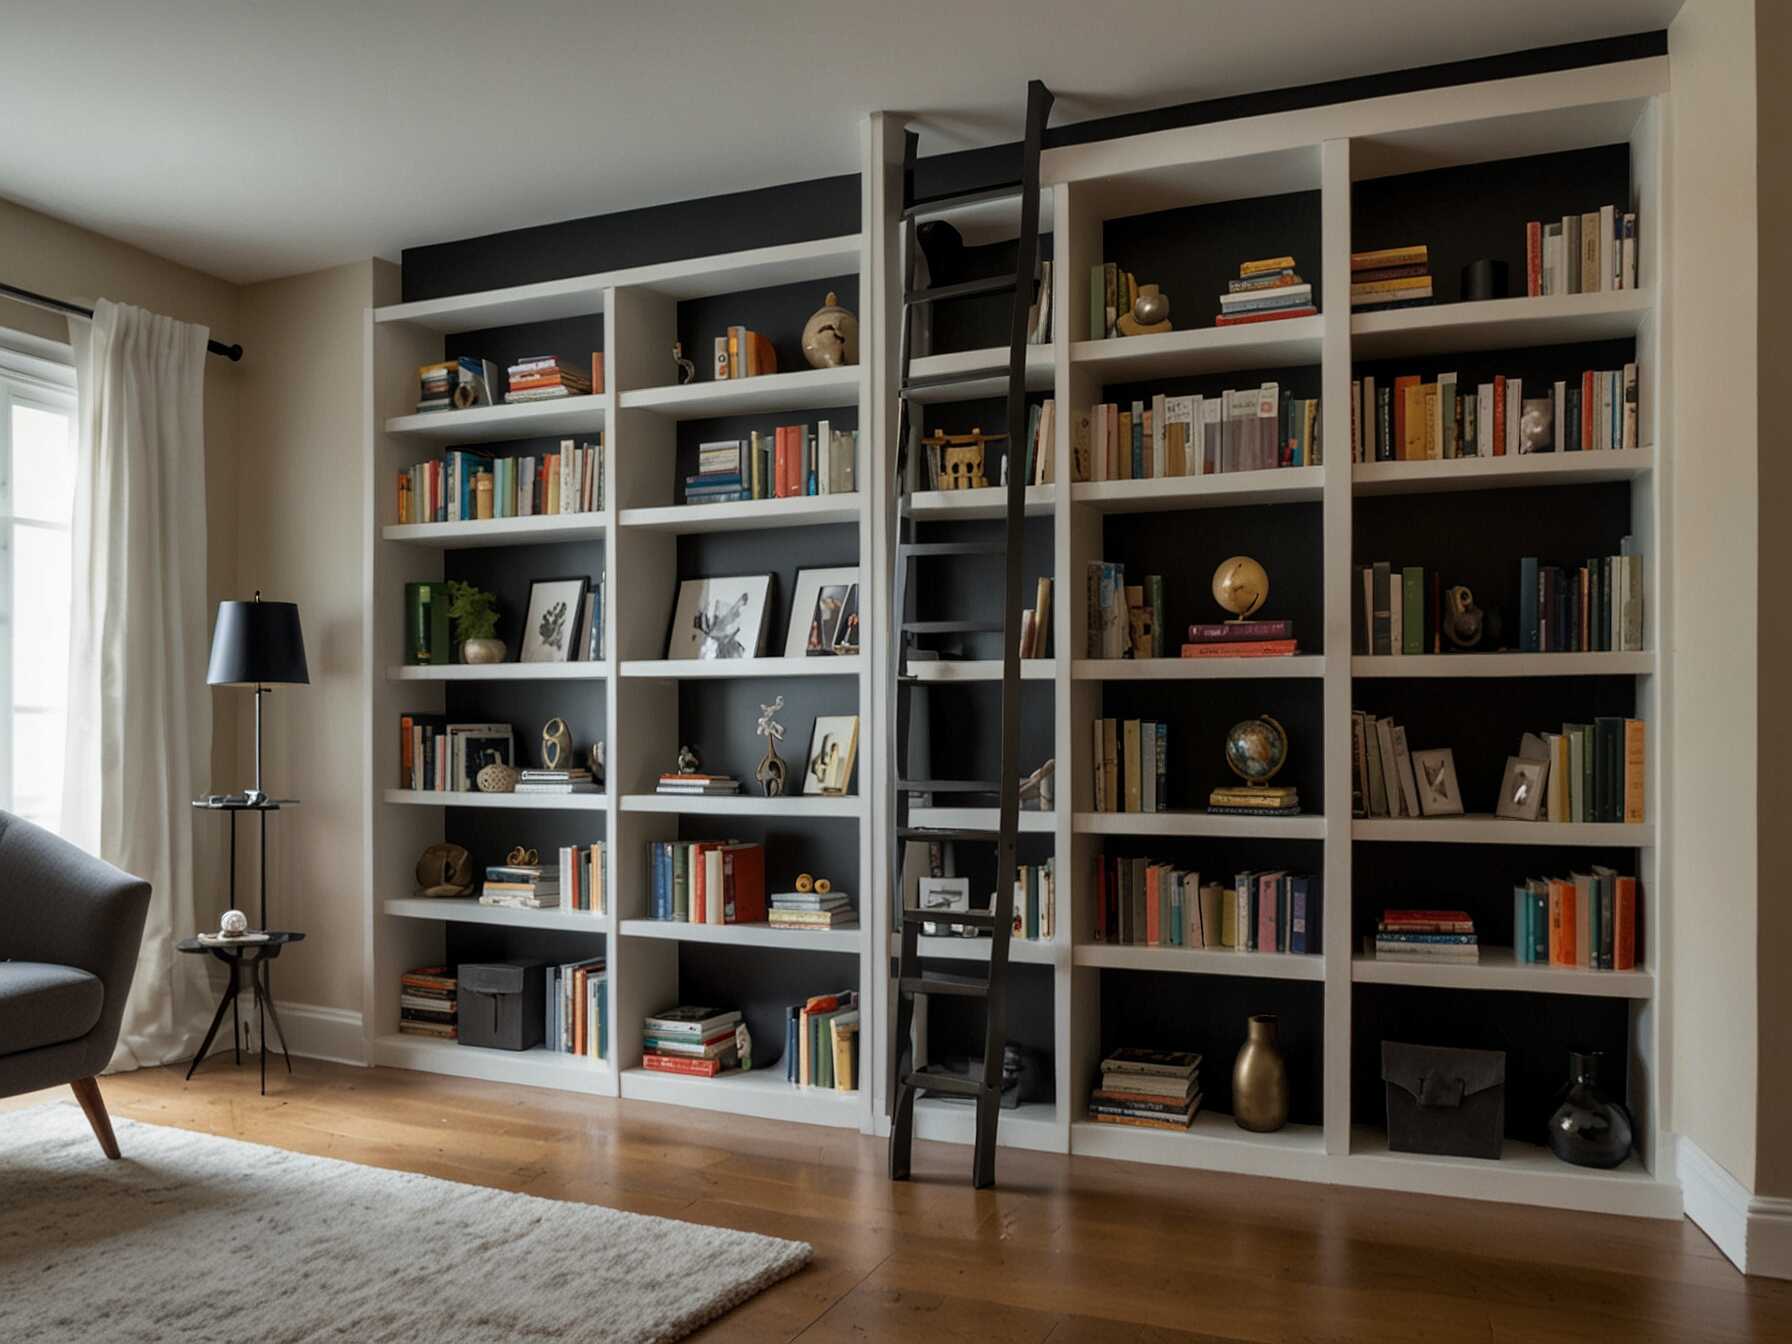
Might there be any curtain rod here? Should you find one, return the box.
[0,281,243,361]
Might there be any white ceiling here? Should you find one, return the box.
[1,1,1682,285]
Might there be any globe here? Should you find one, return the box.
[1225,716,1289,785]
[1212,555,1269,619]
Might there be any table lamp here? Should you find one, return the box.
[207,593,309,806]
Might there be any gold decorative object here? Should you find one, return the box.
[795,873,815,894]
[1232,1013,1290,1133]
[800,290,859,368]
[475,751,519,793]
[416,843,475,897]
[1115,283,1171,337]
[506,846,540,866]
[814,877,832,895]
[1211,555,1269,621]
[541,717,572,770]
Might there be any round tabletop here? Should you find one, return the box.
[177,931,306,956]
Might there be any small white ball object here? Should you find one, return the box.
[220,909,249,937]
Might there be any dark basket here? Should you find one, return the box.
[457,960,547,1052]
[1382,1041,1506,1160]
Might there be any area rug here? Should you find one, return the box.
[0,1102,811,1343]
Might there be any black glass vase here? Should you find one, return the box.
[1548,1050,1633,1169]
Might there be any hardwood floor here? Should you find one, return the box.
[5,1059,1789,1342]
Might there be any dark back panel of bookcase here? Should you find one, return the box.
[910,959,1057,1079]
[676,275,859,387]
[676,943,860,1075]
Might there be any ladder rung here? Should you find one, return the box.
[898,973,990,999]
[902,182,1024,220]
[898,826,998,844]
[900,541,1004,559]
[902,907,1000,929]
[904,275,1018,305]
[900,367,1009,397]
[903,620,1003,635]
[903,1068,994,1098]
[897,778,999,793]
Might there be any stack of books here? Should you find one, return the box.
[399,966,457,1039]
[1093,861,1320,953]
[1216,256,1316,326]
[545,957,606,1060]
[713,327,776,379]
[769,888,856,931]
[655,771,740,796]
[1078,387,1320,480]
[1085,564,1163,659]
[642,1006,742,1077]
[516,768,598,795]
[416,357,497,413]
[787,992,857,1090]
[505,354,597,403]
[1089,1048,1202,1130]
[1207,783,1300,818]
[480,862,560,910]
[1525,206,1638,295]
[1182,618,1297,659]
[1089,718,1168,813]
[1349,365,1637,463]
[558,842,606,914]
[1515,871,1638,969]
[1350,245,1433,311]
[395,438,605,524]
[1373,909,1479,964]
[647,840,766,923]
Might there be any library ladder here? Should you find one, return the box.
[887,79,1054,1189]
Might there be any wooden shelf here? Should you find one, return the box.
[1352,815,1651,845]
[1071,1112,1328,1182]
[1353,447,1653,496]
[1074,943,1324,981]
[618,495,860,533]
[620,656,862,680]
[1352,947,1652,998]
[905,345,1053,404]
[370,1034,611,1096]
[1072,467,1322,512]
[383,788,606,811]
[383,396,605,443]
[619,366,858,419]
[1351,652,1651,677]
[904,935,1061,966]
[386,662,604,681]
[907,483,1054,520]
[620,792,863,818]
[619,1066,863,1129]
[382,513,605,549]
[1075,811,1326,840]
[619,918,861,953]
[1070,317,1323,381]
[1074,655,1324,680]
[382,897,609,933]
[1350,289,1652,360]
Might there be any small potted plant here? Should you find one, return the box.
[446,581,504,663]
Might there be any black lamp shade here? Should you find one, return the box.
[207,599,309,686]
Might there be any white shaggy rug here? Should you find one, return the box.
[0,1103,811,1343]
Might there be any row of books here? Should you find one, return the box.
[1093,859,1321,953]
[1089,1047,1201,1131]
[1371,909,1478,963]
[1183,618,1297,660]
[477,843,609,914]
[770,887,856,931]
[396,718,513,793]
[1350,244,1433,311]
[1089,263,1146,340]
[1517,871,1639,969]
[1217,255,1317,326]
[685,424,857,504]
[1537,721,1646,824]
[1354,564,1445,656]
[1013,400,1056,487]
[788,991,858,1091]
[1349,367,1638,463]
[1089,718,1168,814]
[1085,564,1163,659]
[1520,550,1644,653]
[1351,712,1426,819]
[1012,860,1055,941]
[545,957,607,1061]
[1075,386,1320,482]
[504,354,599,403]
[713,327,777,379]
[642,1006,740,1077]
[1017,577,1053,659]
[646,840,766,924]
[1525,206,1639,296]
[1025,260,1054,345]
[399,965,456,1040]
[395,438,604,525]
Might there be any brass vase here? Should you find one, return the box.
[1232,1013,1290,1132]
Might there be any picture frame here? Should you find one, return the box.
[520,576,590,663]
[785,566,859,658]
[1411,747,1465,817]
[666,574,773,660]
[1496,755,1548,821]
[801,714,860,796]
[830,583,860,655]
[918,875,972,937]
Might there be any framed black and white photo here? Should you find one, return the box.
[666,574,773,660]
[1412,747,1465,816]
[785,566,859,658]
[520,576,589,663]
[1496,755,1548,821]
[918,875,971,937]
[801,714,859,795]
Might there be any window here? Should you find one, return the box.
[0,336,77,833]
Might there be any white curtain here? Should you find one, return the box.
[63,299,212,1072]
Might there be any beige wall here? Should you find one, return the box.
[0,196,242,896]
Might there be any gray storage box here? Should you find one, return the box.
[1382,1041,1506,1160]
[458,960,547,1051]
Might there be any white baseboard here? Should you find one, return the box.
[1679,1137,1792,1278]
[200,1001,367,1068]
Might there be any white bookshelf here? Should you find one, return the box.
[364,58,1678,1219]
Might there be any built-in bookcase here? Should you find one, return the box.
[365,56,1677,1215]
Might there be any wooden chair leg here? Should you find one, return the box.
[69,1076,121,1159]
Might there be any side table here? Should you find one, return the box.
[177,932,306,1096]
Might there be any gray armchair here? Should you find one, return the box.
[0,810,151,1157]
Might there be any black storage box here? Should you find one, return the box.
[1382,1041,1506,1160]
[458,960,547,1051]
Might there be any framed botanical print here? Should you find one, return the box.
[666,575,774,660]
[520,576,589,663]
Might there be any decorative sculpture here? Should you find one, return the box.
[416,843,475,897]
[922,427,1002,491]
[754,696,788,797]
[541,717,573,771]
[672,341,696,385]
[801,291,860,368]
[676,744,701,775]
[475,749,519,793]
[1116,283,1172,337]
